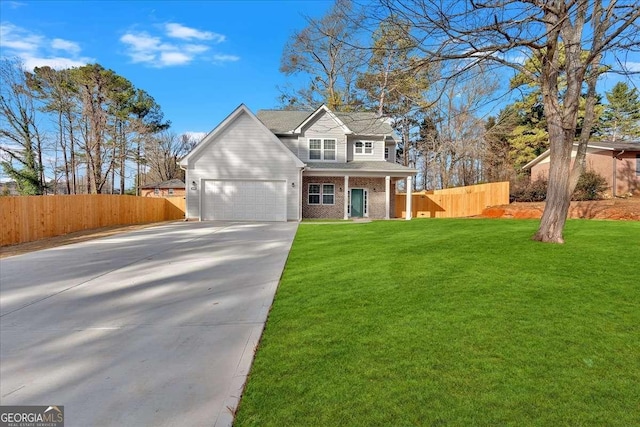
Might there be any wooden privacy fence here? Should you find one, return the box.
[395,182,510,219]
[1,195,186,246]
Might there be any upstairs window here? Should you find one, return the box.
[355,141,373,155]
[385,147,390,160]
[168,188,174,195]
[309,139,337,161]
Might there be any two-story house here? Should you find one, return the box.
[179,104,417,221]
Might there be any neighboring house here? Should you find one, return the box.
[139,179,186,198]
[523,141,640,196]
[179,104,417,222]
[0,181,19,196]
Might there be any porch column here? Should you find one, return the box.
[343,175,350,219]
[385,176,391,219]
[405,176,413,220]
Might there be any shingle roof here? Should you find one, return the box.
[256,109,396,135]
[139,179,185,189]
[256,110,312,133]
[588,141,640,151]
[335,112,395,135]
[522,140,640,170]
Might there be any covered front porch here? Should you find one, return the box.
[301,162,417,220]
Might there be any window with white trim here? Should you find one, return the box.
[309,138,337,161]
[168,188,174,195]
[385,147,390,159]
[322,184,335,204]
[154,188,159,195]
[355,141,374,155]
[308,183,335,205]
[308,184,321,204]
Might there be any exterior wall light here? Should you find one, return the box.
[191,181,197,190]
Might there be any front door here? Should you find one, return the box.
[350,189,364,217]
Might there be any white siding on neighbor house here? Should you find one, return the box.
[347,136,386,162]
[298,111,347,162]
[185,111,301,220]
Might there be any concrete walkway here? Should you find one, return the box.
[0,221,297,426]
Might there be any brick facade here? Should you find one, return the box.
[531,150,640,196]
[302,176,397,219]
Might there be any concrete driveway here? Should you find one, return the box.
[0,221,297,426]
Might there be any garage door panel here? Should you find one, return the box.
[202,180,286,221]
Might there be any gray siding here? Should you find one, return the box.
[299,111,347,162]
[347,136,386,162]
[185,111,301,220]
[386,141,396,163]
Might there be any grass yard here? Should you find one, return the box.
[234,219,640,427]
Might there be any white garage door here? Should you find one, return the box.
[202,180,287,221]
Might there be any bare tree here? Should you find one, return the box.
[280,0,366,110]
[365,0,640,243]
[415,66,497,189]
[143,131,194,184]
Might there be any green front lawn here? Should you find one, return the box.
[235,219,640,426]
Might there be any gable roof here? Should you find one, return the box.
[522,140,640,170]
[293,104,352,134]
[139,179,185,189]
[256,106,396,136]
[179,104,305,168]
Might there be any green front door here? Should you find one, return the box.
[351,189,364,217]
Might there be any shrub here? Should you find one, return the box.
[572,170,608,201]
[510,170,608,202]
[510,177,548,202]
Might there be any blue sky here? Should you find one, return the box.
[1,0,638,141]
[0,0,334,139]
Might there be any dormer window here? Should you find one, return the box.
[355,141,373,155]
[309,138,336,161]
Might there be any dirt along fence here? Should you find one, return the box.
[1,195,186,246]
[395,182,510,219]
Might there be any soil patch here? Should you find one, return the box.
[482,197,640,221]
[0,220,181,259]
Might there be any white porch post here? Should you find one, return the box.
[385,176,391,219]
[405,176,413,220]
[343,175,349,219]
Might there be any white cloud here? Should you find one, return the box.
[120,23,236,68]
[165,23,225,43]
[624,61,640,72]
[0,23,42,52]
[184,44,210,54]
[23,56,88,71]
[51,38,80,54]
[159,51,191,66]
[0,22,92,70]
[183,131,207,142]
[5,2,27,9]
[213,54,240,63]
[120,32,161,51]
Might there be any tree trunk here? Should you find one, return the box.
[533,122,574,243]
